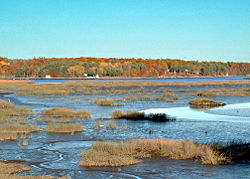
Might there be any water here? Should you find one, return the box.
[17,76,249,84]
[0,83,249,178]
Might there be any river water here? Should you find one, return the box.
[21,76,249,84]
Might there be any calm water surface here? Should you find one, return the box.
[23,76,249,84]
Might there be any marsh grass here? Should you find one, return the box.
[0,107,33,116]
[95,99,124,106]
[189,98,226,107]
[162,93,177,97]
[47,122,83,134]
[0,133,18,142]
[36,117,55,122]
[212,141,250,162]
[196,91,217,97]
[57,118,71,123]
[111,111,175,122]
[0,160,69,178]
[154,97,167,101]
[9,117,28,124]
[125,96,137,102]
[22,139,28,146]
[188,88,250,97]
[40,108,90,119]
[0,123,40,134]
[80,139,229,167]
[137,96,151,101]
[0,90,14,95]
[165,99,174,103]
[0,116,11,123]
[1,80,250,98]
[155,94,179,102]
[0,100,15,109]
[94,121,102,130]
[0,123,40,142]
[111,110,123,119]
[106,122,116,130]
[187,91,217,97]
[95,99,115,106]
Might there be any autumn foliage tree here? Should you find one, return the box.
[0,56,249,78]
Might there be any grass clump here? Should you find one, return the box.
[0,123,40,142]
[95,99,115,106]
[0,123,40,134]
[0,100,15,109]
[47,122,83,134]
[188,91,217,97]
[196,91,217,97]
[111,111,175,122]
[95,99,123,106]
[0,90,14,94]
[111,110,123,119]
[162,93,177,97]
[0,107,33,117]
[106,122,116,130]
[189,98,226,107]
[40,108,90,119]
[0,160,69,178]
[94,121,102,130]
[8,108,33,116]
[212,141,250,162]
[80,139,229,167]
[0,133,18,142]
[125,96,137,102]
[137,96,151,101]
[154,97,167,101]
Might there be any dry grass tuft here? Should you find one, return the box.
[95,99,124,106]
[0,107,33,116]
[0,123,40,142]
[80,139,229,167]
[106,122,116,130]
[189,98,226,107]
[0,123,40,134]
[0,160,69,178]
[94,121,101,130]
[196,91,217,97]
[95,99,115,106]
[40,108,90,119]
[47,122,83,134]
[0,100,15,109]
[111,110,123,119]
[154,97,167,101]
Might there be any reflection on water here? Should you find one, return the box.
[208,102,250,117]
[141,102,250,122]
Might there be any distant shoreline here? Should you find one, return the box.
[0,75,248,81]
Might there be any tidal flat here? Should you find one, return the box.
[0,79,249,179]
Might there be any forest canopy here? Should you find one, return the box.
[0,57,249,78]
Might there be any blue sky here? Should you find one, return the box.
[0,0,249,62]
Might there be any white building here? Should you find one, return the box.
[45,75,51,79]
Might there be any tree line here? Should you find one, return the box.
[0,57,249,78]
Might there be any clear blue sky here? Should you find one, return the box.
[0,0,249,62]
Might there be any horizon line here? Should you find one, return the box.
[1,55,249,63]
